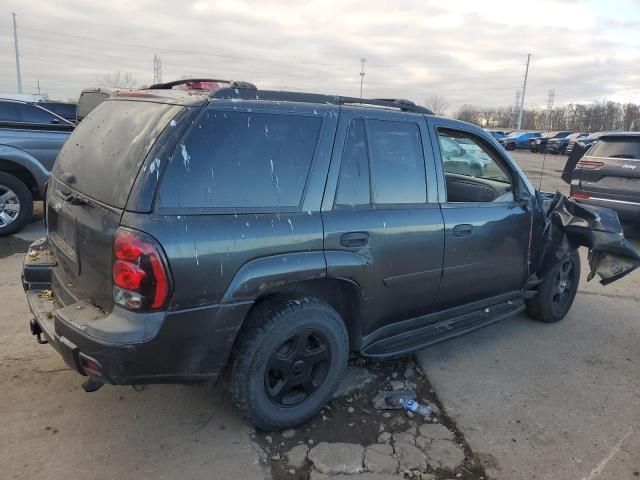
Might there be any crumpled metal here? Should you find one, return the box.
[533,192,640,285]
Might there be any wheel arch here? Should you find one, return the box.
[0,147,48,198]
[241,277,364,351]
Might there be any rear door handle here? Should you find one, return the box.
[453,224,473,237]
[340,231,369,248]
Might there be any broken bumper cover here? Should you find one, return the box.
[22,239,251,385]
[538,194,640,285]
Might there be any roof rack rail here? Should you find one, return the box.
[211,88,433,114]
[147,79,257,90]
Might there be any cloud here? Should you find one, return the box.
[0,0,638,109]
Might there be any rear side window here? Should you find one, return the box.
[589,137,640,160]
[368,120,426,204]
[54,100,181,208]
[156,110,322,211]
[0,102,20,122]
[335,118,370,208]
[18,104,54,124]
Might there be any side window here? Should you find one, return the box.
[367,120,427,204]
[0,102,20,122]
[437,130,514,203]
[17,104,54,124]
[335,118,370,208]
[157,110,322,210]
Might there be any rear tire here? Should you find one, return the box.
[526,251,580,323]
[0,172,33,237]
[230,296,349,431]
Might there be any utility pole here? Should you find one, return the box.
[516,53,531,130]
[513,89,521,129]
[359,58,367,99]
[153,54,163,84]
[12,13,23,94]
[37,79,40,95]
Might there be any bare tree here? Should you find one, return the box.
[424,95,450,116]
[96,71,137,89]
[455,104,481,125]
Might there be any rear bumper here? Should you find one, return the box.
[22,239,252,385]
[571,195,640,223]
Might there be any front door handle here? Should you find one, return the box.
[453,224,473,237]
[340,231,369,248]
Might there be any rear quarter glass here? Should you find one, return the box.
[156,110,322,212]
[54,100,182,208]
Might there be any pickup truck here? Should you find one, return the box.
[0,98,74,235]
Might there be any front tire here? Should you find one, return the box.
[230,296,349,431]
[0,172,33,237]
[507,142,516,151]
[526,251,580,323]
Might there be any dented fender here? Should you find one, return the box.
[532,192,640,285]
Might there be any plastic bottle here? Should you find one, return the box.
[401,399,432,417]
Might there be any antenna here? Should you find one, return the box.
[359,58,367,99]
[153,54,163,84]
[539,89,555,190]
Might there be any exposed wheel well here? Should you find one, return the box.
[0,160,39,198]
[245,278,363,351]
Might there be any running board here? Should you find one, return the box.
[361,300,525,359]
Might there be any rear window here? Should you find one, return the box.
[54,100,181,208]
[156,110,322,211]
[589,137,640,160]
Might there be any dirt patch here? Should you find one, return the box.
[255,356,488,479]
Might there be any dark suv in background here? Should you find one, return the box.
[529,131,573,153]
[22,84,640,430]
[569,133,640,224]
[547,132,588,155]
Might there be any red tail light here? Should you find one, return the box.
[576,160,604,170]
[113,229,171,311]
[571,192,591,200]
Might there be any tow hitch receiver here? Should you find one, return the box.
[29,319,48,344]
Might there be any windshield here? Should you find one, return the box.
[54,100,181,208]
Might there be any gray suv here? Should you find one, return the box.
[21,85,640,430]
[569,133,640,223]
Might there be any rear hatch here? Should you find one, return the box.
[577,135,640,202]
[47,99,181,310]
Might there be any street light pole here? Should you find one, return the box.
[516,53,531,130]
[12,13,23,94]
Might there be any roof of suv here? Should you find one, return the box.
[108,81,434,114]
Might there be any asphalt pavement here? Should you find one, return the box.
[416,150,640,480]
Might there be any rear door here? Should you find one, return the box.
[577,135,640,204]
[321,108,444,337]
[48,99,181,309]
[428,119,530,307]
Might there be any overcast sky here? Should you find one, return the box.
[1,0,639,111]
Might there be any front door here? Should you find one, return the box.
[322,108,444,337]
[428,121,530,308]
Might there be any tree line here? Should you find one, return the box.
[425,96,640,133]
